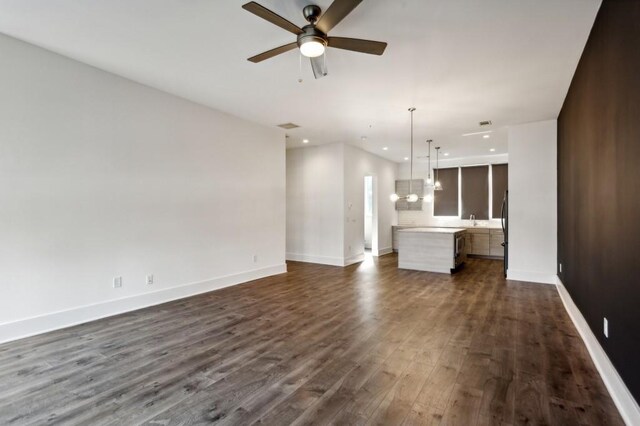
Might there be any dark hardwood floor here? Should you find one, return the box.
[0,255,624,425]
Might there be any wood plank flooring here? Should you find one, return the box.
[0,255,624,425]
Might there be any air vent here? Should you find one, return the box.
[277,123,300,129]
[479,120,492,126]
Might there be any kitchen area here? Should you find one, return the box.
[390,151,509,275]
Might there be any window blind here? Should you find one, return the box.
[433,168,459,216]
[461,165,489,220]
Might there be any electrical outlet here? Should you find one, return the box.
[113,276,123,288]
[559,263,563,273]
[146,275,154,285]
[604,317,609,338]
[253,255,258,263]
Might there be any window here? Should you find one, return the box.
[461,166,489,220]
[491,164,508,218]
[434,168,459,216]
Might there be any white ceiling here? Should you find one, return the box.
[0,0,600,162]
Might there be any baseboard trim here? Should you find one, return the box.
[286,252,344,266]
[343,253,365,266]
[375,246,393,256]
[556,278,640,426]
[0,264,287,345]
[507,269,556,284]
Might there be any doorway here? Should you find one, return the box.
[363,175,378,256]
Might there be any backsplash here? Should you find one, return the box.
[398,210,502,228]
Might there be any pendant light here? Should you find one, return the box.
[423,139,434,203]
[390,108,419,203]
[426,139,433,186]
[434,146,443,191]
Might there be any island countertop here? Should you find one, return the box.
[398,227,466,234]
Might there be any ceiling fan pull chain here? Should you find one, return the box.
[323,51,328,76]
[298,52,303,83]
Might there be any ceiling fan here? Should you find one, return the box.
[242,0,388,79]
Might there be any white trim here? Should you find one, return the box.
[343,253,365,266]
[286,252,344,266]
[556,277,640,426]
[374,246,393,256]
[507,268,556,284]
[0,264,287,345]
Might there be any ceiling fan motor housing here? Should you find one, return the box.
[297,25,327,49]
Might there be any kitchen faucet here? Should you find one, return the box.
[470,214,477,227]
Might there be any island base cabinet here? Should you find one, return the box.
[397,229,466,274]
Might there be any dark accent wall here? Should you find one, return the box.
[558,0,640,401]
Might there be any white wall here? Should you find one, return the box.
[397,154,509,228]
[286,144,345,265]
[344,145,398,259]
[0,34,286,342]
[507,120,557,284]
[286,143,397,265]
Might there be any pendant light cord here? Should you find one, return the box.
[409,107,416,194]
[427,140,432,182]
[436,147,440,184]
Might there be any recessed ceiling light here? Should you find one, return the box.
[462,130,493,137]
[361,136,367,141]
[483,134,490,139]
[404,157,409,161]
[302,139,309,144]
[444,153,450,156]
[382,147,388,151]
[490,148,496,152]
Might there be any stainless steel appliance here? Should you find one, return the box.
[454,234,466,268]
[501,190,509,277]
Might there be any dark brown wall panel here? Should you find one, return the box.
[558,0,640,400]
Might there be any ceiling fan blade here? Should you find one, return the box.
[242,2,303,35]
[328,37,387,55]
[310,55,328,79]
[316,0,363,34]
[248,42,298,63]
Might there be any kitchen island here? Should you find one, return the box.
[397,227,467,274]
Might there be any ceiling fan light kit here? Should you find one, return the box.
[242,0,387,79]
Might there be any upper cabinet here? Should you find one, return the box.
[394,179,424,211]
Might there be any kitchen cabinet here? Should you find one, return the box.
[396,226,504,258]
[394,179,424,211]
[465,228,504,258]
[489,229,505,257]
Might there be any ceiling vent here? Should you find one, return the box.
[277,123,300,129]
[479,120,492,126]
